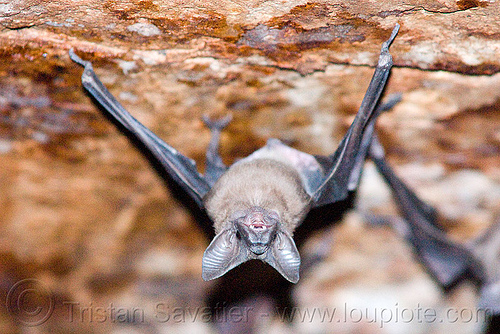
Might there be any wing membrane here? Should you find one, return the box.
[70,50,210,206]
[312,24,399,207]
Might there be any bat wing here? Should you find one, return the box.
[369,137,486,288]
[69,50,211,207]
[478,282,500,315]
[470,219,500,314]
[311,24,400,208]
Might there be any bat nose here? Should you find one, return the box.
[249,219,267,230]
[248,211,269,230]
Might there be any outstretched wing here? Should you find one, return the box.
[312,24,399,208]
[470,219,500,314]
[70,50,211,207]
[369,137,486,288]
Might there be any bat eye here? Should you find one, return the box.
[268,211,280,222]
[231,210,247,220]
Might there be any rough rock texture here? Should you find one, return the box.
[0,1,499,333]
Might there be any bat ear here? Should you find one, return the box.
[264,231,300,283]
[202,229,249,281]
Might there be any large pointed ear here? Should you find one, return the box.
[264,231,300,283]
[202,229,249,281]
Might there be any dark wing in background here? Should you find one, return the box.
[69,50,211,207]
[368,137,486,288]
[312,24,400,208]
[469,218,500,315]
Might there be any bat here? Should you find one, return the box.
[368,136,487,289]
[368,137,499,330]
[469,218,500,316]
[69,24,399,284]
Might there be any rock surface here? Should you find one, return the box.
[0,1,499,333]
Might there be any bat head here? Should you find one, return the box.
[202,206,300,283]
[235,206,279,255]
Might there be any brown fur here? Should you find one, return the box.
[203,158,311,234]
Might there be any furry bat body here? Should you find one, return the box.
[70,25,399,283]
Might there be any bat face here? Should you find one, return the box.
[201,216,301,283]
[234,206,279,255]
[201,158,309,283]
[208,205,300,280]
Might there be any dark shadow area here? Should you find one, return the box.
[485,315,500,334]
[295,195,354,246]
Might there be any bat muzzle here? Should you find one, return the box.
[236,208,279,256]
